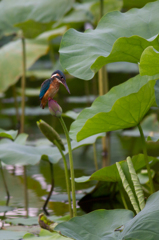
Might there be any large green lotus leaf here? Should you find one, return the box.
[123,0,155,8]
[0,0,73,38]
[55,191,159,239]
[55,209,134,240]
[0,230,27,240]
[14,133,28,145]
[120,190,159,239]
[75,154,158,183]
[0,139,46,165]
[0,28,66,93]
[5,215,69,226]
[0,129,18,140]
[23,229,72,239]
[0,206,14,213]
[0,133,104,165]
[42,132,105,164]
[139,46,159,77]
[59,1,159,80]
[70,74,157,141]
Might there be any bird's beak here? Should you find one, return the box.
[63,81,70,94]
[56,75,70,94]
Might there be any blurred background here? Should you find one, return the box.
[0,0,158,222]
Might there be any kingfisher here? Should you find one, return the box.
[39,70,70,109]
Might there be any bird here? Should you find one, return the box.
[39,70,70,109]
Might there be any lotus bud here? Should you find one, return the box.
[37,119,65,151]
[48,99,62,117]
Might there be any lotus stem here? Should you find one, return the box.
[54,140,72,218]
[93,143,98,170]
[37,120,72,217]
[59,117,77,217]
[20,36,26,133]
[43,162,54,216]
[12,85,20,127]
[23,166,28,217]
[137,124,154,194]
[0,161,10,206]
[119,187,128,210]
[98,54,110,168]
[21,36,28,217]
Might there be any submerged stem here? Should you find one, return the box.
[43,162,54,216]
[23,166,28,217]
[137,124,154,194]
[59,117,77,217]
[54,140,72,218]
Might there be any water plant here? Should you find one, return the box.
[38,98,77,217]
[37,119,72,218]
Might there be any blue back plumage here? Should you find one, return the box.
[39,78,52,100]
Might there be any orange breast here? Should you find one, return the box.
[40,79,60,109]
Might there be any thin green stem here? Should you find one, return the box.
[23,166,28,217]
[12,85,20,126]
[59,117,77,217]
[21,36,28,217]
[93,143,98,171]
[43,162,54,216]
[21,37,26,133]
[119,187,128,210]
[138,123,154,194]
[0,161,10,206]
[54,140,72,218]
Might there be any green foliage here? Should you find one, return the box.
[75,154,158,183]
[23,229,71,239]
[120,191,159,239]
[55,209,134,239]
[0,230,28,240]
[70,74,157,141]
[0,129,18,140]
[0,129,104,166]
[0,206,14,213]
[116,162,140,214]
[55,191,159,239]
[37,119,65,151]
[59,1,159,80]
[127,157,145,210]
[0,0,73,38]
[1,0,159,238]
[0,28,66,93]
[139,46,159,76]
